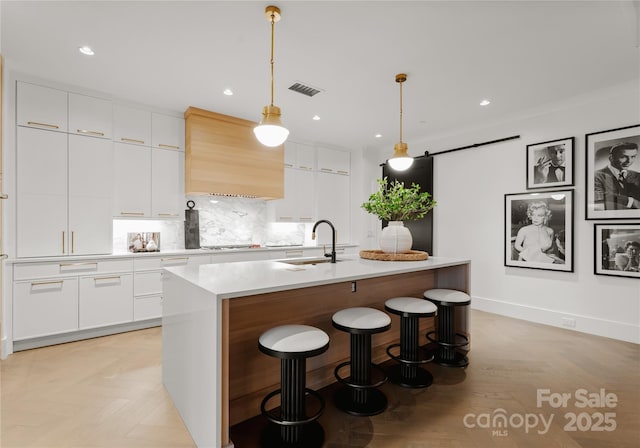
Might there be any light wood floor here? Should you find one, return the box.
[1,310,638,447]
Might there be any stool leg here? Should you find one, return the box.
[438,305,455,363]
[401,315,419,380]
[281,358,305,444]
[351,333,371,406]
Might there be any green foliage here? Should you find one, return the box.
[361,177,436,221]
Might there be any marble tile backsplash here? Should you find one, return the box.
[112,196,307,252]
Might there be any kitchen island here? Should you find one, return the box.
[162,255,470,448]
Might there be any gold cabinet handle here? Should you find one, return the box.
[0,254,8,260]
[94,275,121,282]
[284,163,294,167]
[31,280,64,287]
[278,216,293,220]
[0,194,8,199]
[60,261,98,269]
[320,168,333,172]
[161,257,188,263]
[158,213,179,217]
[158,144,180,150]
[120,212,146,216]
[62,231,65,254]
[77,129,105,136]
[121,137,145,144]
[337,170,349,175]
[299,165,312,170]
[71,231,75,254]
[27,121,59,129]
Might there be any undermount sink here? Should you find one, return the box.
[279,257,344,266]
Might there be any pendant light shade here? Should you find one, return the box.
[254,5,289,147]
[388,73,413,171]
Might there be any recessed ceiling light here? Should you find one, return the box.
[78,46,95,56]
[312,115,320,121]
[223,88,233,96]
[374,134,382,138]
[480,99,491,106]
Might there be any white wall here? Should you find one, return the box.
[368,81,640,343]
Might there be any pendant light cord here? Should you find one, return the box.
[269,12,275,107]
[399,79,403,144]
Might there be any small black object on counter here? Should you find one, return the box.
[184,200,200,249]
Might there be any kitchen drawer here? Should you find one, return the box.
[212,251,272,263]
[269,248,324,259]
[134,254,211,271]
[13,277,79,340]
[134,295,162,321]
[14,258,133,280]
[79,273,133,329]
[134,271,162,296]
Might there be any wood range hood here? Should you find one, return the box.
[184,106,284,200]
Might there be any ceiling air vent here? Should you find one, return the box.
[288,82,323,97]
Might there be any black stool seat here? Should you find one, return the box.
[259,325,329,447]
[332,307,391,416]
[423,289,471,368]
[384,297,437,388]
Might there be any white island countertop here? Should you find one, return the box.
[163,254,470,299]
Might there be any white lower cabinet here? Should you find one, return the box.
[134,271,163,321]
[79,274,133,329]
[13,278,79,340]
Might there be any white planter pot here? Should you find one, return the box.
[379,221,412,254]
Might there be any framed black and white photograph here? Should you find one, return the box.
[586,124,640,220]
[127,232,160,253]
[505,190,573,272]
[594,224,640,278]
[526,137,574,189]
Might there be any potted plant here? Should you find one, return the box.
[361,177,436,254]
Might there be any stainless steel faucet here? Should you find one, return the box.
[311,219,337,263]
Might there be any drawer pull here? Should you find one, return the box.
[62,231,65,254]
[71,231,75,254]
[158,144,180,150]
[285,250,304,257]
[0,254,8,260]
[320,168,333,172]
[121,137,145,144]
[0,193,8,199]
[31,280,64,287]
[299,165,312,170]
[158,213,179,217]
[60,262,98,269]
[337,170,349,175]
[94,275,121,282]
[77,129,105,136]
[27,121,59,129]
[279,216,293,220]
[284,163,294,167]
[161,257,188,263]
[120,212,145,216]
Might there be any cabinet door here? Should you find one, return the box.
[113,104,151,146]
[16,127,68,257]
[113,142,151,217]
[296,144,315,171]
[16,81,68,132]
[152,147,184,218]
[292,169,315,222]
[316,172,350,245]
[271,167,296,221]
[152,113,184,151]
[79,274,133,329]
[68,93,113,139]
[317,147,350,175]
[13,278,79,340]
[68,135,113,255]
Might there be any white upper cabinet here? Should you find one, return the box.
[152,113,184,151]
[284,141,315,170]
[317,146,350,175]
[113,104,151,146]
[316,171,351,245]
[270,168,315,222]
[152,147,184,218]
[68,93,113,139]
[113,143,152,217]
[16,81,68,132]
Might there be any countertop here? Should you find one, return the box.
[5,244,357,264]
[163,255,470,300]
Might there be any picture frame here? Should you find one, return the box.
[594,223,640,278]
[504,190,573,272]
[526,137,574,189]
[585,124,640,220]
[127,232,160,253]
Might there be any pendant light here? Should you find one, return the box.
[254,5,290,148]
[388,73,414,171]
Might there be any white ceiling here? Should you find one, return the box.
[2,1,639,153]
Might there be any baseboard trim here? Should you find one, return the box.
[471,296,639,344]
[12,319,162,352]
[1,336,11,359]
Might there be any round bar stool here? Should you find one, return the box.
[423,289,471,368]
[332,307,391,416]
[259,324,330,447]
[384,297,438,388]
